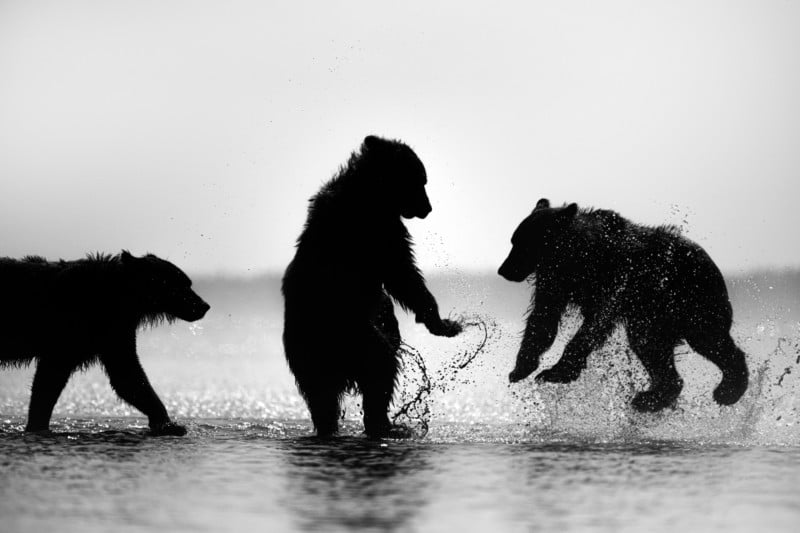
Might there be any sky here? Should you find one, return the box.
[1,1,798,276]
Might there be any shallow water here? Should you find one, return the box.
[1,273,799,532]
[1,419,798,533]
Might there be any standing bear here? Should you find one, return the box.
[282,135,462,438]
[498,199,749,412]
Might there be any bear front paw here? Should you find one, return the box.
[535,363,582,384]
[150,421,187,436]
[509,359,539,383]
[428,318,463,337]
[631,390,676,413]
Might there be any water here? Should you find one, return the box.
[1,273,799,532]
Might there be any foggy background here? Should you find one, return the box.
[1,1,799,277]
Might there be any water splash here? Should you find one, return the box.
[391,315,497,437]
[385,310,800,445]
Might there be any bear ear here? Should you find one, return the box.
[120,250,136,264]
[363,135,382,149]
[561,203,579,220]
[533,198,550,211]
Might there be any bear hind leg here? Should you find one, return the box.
[356,328,403,439]
[361,381,394,438]
[303,383,344,438]
[628,331,683,412]
[686,331,748,406]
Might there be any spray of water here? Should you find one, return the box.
[391,315,496,437]
[385,308,800,445]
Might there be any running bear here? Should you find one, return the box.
[0,251,210,435]
[498,199,748,412]
[282,135,462,438]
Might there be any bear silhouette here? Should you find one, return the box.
[283,135,462,438]
[499,199,748,412]
[0,251,209,435]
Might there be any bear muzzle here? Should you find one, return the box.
[498,261,528,283]
[176,296,210,322]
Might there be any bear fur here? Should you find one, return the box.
[282,135,462,438]
[0,251,210,435]
[498,199,748,412]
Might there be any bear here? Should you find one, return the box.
[0,251,210,435]
[282,135,463,438]
[498,198,749,412]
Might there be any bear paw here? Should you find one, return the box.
[24,426,52,435]
[535,363,582,384]
[631,390,677,413]
[150,421,187,436]
[509,360,539,383]
[428,318,463,337]
[713,370,748,406]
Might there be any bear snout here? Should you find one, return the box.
[196,300,211,317]
[498,262,520,282]
[419,195,432,218]
[410,192,432,219]
[179,296,210,322]
[498,253,533,282]
[498,263,509,279]
[404,199,432,219]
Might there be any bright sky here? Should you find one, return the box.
[1,1,798,276]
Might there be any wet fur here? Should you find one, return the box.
[500,201,749,411]
[0,251,209,434]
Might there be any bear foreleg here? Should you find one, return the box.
[535,317,614,384]
[509,294,565,383]
[25,358,76,432]
[101,349,186,436]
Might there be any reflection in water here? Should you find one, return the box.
[0,420,799,533]
[280,437,437,532]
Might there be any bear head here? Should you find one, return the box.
[498,199,578,282]
[361,135,432,219]
[120,251,210,323]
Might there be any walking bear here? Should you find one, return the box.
[498,199,748,412]
[0,251,210,435]
[283,135,463,438]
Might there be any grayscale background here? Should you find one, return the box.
[1,3,799,533]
